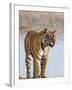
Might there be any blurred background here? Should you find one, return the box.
[19,10,64,78]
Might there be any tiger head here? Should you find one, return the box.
[42,28,56,48]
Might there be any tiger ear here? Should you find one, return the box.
[52,30,56,34]
[43,28,47,33]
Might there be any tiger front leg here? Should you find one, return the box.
[41,56,48,78]
[33,57,40,78]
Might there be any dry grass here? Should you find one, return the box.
[19,11,64,33]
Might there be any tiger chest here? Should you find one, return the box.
[38,47,49,59]
[39,49,44,57]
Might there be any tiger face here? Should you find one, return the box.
[42,30,56,48]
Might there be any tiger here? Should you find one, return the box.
[24,28,56,78]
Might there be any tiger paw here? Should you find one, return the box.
[33,75,40,78]
[41,76,47,78]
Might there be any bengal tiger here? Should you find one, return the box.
[24,28,56,78]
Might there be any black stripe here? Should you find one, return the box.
[26,57,31,61]
[41,56,46,61]
[41,61,47,65]
[41,43,44,50]
[41,58,47,65]
[42,55,46,58]
[26,60,31,65]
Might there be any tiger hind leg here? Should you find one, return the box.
[25,55,31,78]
